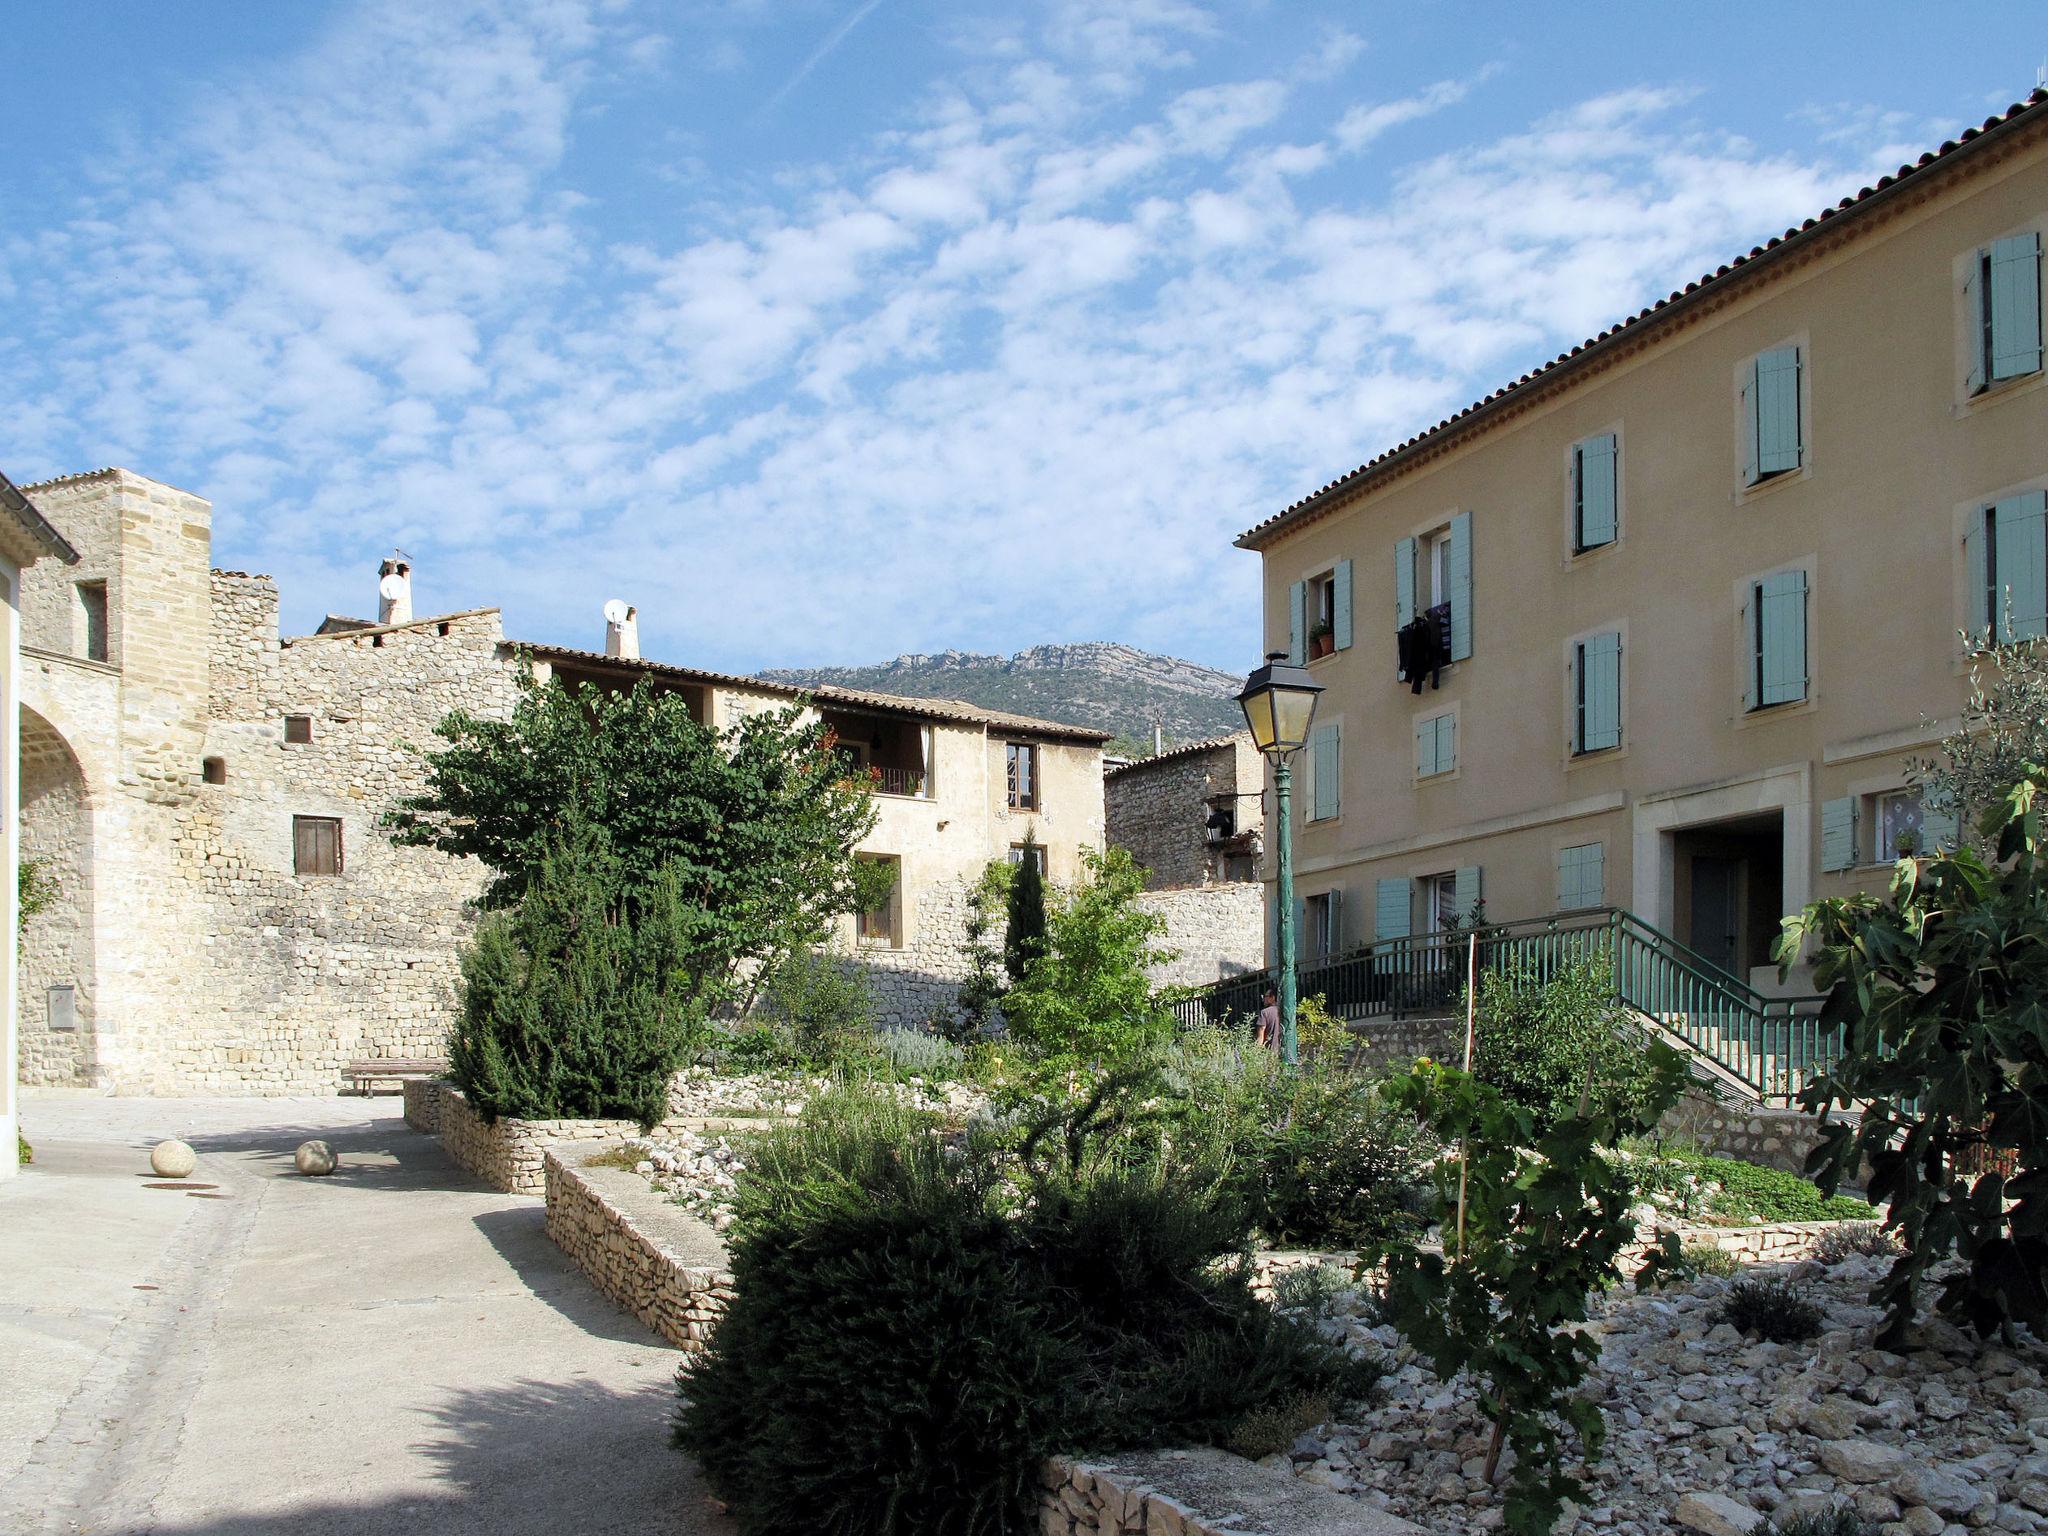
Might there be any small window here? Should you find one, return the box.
[856,856,901,948]
[1006,842,1048,874]
[437,621,452,637]
[1415,712,1456,778]
[1557,843,1605,910]
[1967,232,2043,393]
[1573,433,1618,552]
[284,715,313,744]
[293,816,343,877]
[1747,571,1809,710]
[47,985,76,1032]
[1005,742,1039,811]
[1877,791,1925,861]
[1301,566,1352,658]
[75,580,109,663]
[202,756,227,785]
[1973,493,2048,643]
[1572,632,1622,753]
[1741,345,1803,485]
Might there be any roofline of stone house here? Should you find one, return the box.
[1103,732,1250,779]
[282,608,502,646]
[0,470,81,565]
[518,642,1116,744]
[1237,89,2048,552]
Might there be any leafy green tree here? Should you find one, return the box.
[1003,846,1177,1062]
[386,669,876,1008]
[1003,830,1048,985]
[1909,634,2048,849]
[1470,952,1661,1135]
[451,814,705,1129]
[1377,1048,1689,1536]
[947,861,1014,1043]
[1779,768,2048,1347]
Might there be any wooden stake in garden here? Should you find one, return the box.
[1455,929,1477,1260]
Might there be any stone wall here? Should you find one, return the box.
[1344,1014,1461,1074]
[402,1076,445,1134]
[1105,735,1262,893]
[1660,1087,1830,1176]
[855,873,976,1030]
[1038,1451,1422,1536]
[543,1150,734,1352]
[1138,884,1264,990]
[436,1085,653,1196]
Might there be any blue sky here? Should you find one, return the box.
[4,2,2046,672]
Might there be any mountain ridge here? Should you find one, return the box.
[758,642,1246,750]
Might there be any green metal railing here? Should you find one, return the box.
[1172,906,1835,1104]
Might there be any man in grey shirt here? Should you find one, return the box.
[1254,987,1280,1050]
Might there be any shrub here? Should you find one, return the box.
[878,1027,964,1080]
[1470,952,1661,1134]
[1226,1065,1434,1251]
[1624,1144,1873,1225]
[1002,846,1178,1063]
[450,815,705,1129]
[1716,1278,1825,1343]
[1272,1263,1354,1315]
[1222,1391,1329,1459]
[677,1082,1361,1536]
[16,1131,30,1167]
[1679,1241,1740,1278]
[756,947,877,1069]
[1813,1223,1899,1265]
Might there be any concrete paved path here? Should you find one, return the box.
[2,1093,734,1536]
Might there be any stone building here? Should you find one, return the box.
[14,467,1107,1095]
[1105,733,1267,990]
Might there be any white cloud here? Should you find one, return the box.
[0,0,1911,673]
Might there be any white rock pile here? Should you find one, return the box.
[1280,1254,2048,1536]
[620,1131,748,1230]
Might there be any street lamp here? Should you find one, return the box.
[1235,650,1324,1065]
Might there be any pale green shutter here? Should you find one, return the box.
[1414,716,1437,777]
[1416,714,1454,776]
[1966,255,1988,395]
[1740,360,1760,484]
[1757,569,1809,706]
[1991,491,2048,641]
[1921,797,1961,855]
[1575,434,1617,549]
[1453,864,1481,919]
[1557,843,1604,909]
[1311,723,1340,821]
[1754,346,1802,476]
[1576,632,1621,752]
[1820,796,1858,872]
[1447,509,1472,661]
[1332,558,1353,651]
[1989,232,2043,381]
[1326,888,1344,955]
[1288,581,1307,664]
[1394,538,1416,628]
[1969,507,1992,638]
[1438,713,1455,772]
[1374,877,1411,941]
[1741,585,1759,711]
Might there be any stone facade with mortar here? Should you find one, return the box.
[1136,883,1265,991]
[1106,734,1263,892]
[15,467,1110,1095]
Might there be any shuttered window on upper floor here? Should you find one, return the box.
[1742,345,1803,485]
[1415,711,1456,778]
[1308,722,1340,822]
[1287,559,1353,663]
[1393,513,1472,661]
[1571,632,1621,754]
[1967,231,2043,393]
[1968,490,2048,644]
[1746,569,1809,710]
[1573,433,1618,552]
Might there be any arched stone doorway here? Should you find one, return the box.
[19,706,96,1085]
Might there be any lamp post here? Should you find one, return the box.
[1235,650,1324,1066]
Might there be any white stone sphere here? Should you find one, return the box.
[151,1139,197,1178]
[294,1140,338,1176]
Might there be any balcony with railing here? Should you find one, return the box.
[824,709,934,800]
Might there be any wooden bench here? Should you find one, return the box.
[344,1058,447,1097]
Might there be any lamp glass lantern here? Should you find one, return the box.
[1235,652,1323,756]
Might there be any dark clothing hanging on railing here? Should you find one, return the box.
[1396,602,1453,693]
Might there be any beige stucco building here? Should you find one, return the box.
[13,467,1107,1095]
[1239,93,2048,992]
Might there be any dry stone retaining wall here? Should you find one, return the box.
[435,1085,649,1195]
[1660,1087,1829,1176]
[1138,884,1264,991]
[543,1151,733,1352]
[1038,1450,1423,1536]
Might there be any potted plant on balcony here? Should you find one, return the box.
[1309,619,1336,659]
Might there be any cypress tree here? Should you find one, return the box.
[1004,830,1048,985]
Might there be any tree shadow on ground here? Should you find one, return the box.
[95,1375,734,1536]
[467,1203,665,1347]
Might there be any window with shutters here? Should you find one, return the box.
[1423,872,1460,934]
[1740,344,1804,487]
[1306,722,1340,822]
[1570,630,1623,755]
[1877,791,1924,862]
[1287,560,1354,663]
[293,816,342,877]
[1004,742,1039,810]
[1971,491,2048,644]
[1394,516,1470,663]
[856,855,903,948]
[1745,568,1810,711]
[1572,432,1619,553]
[1415,710,1456,779]
[1964,230,2043,395]
[1303,892,1339,961]
[1557,843,1605,910]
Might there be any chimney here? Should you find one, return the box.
[604,601,639,660]
[377,556,413,626]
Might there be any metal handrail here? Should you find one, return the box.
[1170,905,1833,1104]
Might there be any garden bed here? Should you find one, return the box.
[543,1149,732,1351]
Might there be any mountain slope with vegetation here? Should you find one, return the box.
[759,643,1244,754]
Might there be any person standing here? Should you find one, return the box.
[1253,986,1281,1050]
